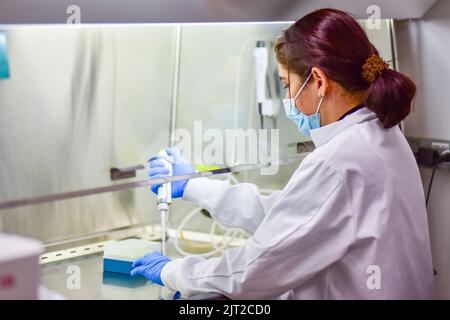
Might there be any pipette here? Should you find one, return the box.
[147,150,173,256]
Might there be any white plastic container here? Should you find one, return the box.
[103,239,161,261]
[0,233,43,299]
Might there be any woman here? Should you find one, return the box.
[131,8,433,299]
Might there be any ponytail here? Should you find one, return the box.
[365,69,416,129]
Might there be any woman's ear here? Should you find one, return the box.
[311,67,328,97]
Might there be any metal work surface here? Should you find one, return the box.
[41,253,227,300]
[39,229,238,300]
[40,228,170,299]
[41,253,164,300]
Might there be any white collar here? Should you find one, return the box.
[310,107,377,147]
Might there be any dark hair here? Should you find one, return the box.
[274,8,416,129]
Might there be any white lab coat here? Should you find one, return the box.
[161,107,433,299]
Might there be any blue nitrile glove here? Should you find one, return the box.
[172,291,182,300]
[148,147,194,198]
[130,251,171,286]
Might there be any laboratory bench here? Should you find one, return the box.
[41,253,164,299]
[39,227,237,300]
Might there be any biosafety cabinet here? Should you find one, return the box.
[0,0,446,299]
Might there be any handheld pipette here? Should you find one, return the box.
[148,150,173,256]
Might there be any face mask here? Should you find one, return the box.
[282,72,324,136]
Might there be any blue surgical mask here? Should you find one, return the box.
[282,72,324,136]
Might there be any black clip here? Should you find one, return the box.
[110,165,145,181]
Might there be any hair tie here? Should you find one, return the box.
[361,54,389,84]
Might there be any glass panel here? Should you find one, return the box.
[0,25,176,241]
[0,20,395,241]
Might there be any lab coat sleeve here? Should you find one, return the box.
[161,156,356,299]
[182,177,281,234]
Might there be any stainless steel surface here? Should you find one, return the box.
[0,25,176,242]
[41,229,170,299]
[41,252,229,300]
[40,229,235,300]
[0,153,309,210]
[41,253,164,300]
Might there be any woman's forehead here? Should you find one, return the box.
[278,66,301,82]
[277,63,289,77]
